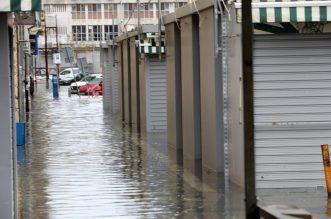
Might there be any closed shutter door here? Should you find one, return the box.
[103,49,111,109]
[146,58,167,132]
[112,62,119,113]
[254,34,331,188]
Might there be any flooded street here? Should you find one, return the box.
[17,82,245,219]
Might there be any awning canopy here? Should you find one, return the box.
[234,0,331,23]
[0,0,41,12]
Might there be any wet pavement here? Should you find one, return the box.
[17,82,331,219]
[17,82,245,219]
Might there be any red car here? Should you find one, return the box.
[79,77,103,96]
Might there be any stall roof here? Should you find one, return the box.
[235,0,331,23]
[115,24,165,55]
[1,0,41,12]
[163,0,214,25]
[114,25,164,43]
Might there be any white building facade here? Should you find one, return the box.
[41,0,188,73]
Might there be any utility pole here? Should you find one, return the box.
[45,18,49,87]
[55,14,60,77]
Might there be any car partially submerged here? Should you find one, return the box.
[69,74,102,94]
[79,77,103,96]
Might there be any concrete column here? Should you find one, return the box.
[228,8,245,187]
[199,8,224,173]
[166,22,182,152]
[129,37,139,131]
[139,55,147,134]
[122,40,131,125]
[0,13,16,219]
[180,15,201,171]
[117,43,124,120]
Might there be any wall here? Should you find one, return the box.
[180,14,201,170]
[165,22,182,151]
[139,54,147,133]
[199,7,224,173]
[0,13,15,219]
[117,42,124,120]
[227,9,245,187]
[129,37,139,131]
[122,40,131,125]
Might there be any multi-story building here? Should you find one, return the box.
[40,0,188,73]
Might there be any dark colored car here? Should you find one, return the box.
[79,78,103,96]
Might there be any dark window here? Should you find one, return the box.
[72,25,86,41]
[104,25,118,40]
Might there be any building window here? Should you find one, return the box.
[175,2,187,9]
[104,3,117,19]
[139,3,153,19]
[104,25,118,40]
[88,25,102,41]
[157,3,170,16]
[44,5,51,12]
[88,4,102,19]
[124,3,136,19]
[72,25,86,41]
[72,4,85,19]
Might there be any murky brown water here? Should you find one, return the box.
[17,82,245,219]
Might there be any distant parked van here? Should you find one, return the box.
[58,68,83,85]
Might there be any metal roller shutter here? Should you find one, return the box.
[146,58,167,132]
[103,49,111,110]
[254,34,331,188]
[112,62,119,113]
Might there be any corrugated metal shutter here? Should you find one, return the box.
[112,62,119,113]
[103,49,111,110]
[146,58,167,132]
[254,34,331,188]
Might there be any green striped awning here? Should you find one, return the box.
[139,39,165,54]
[234,0,331,23]
[0,0,41,12]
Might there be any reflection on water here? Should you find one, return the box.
[17,83,245,219]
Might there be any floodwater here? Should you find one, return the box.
[17,82,245,219]
[17,81,331,219]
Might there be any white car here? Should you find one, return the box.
[69,74,102,94]
[59,68,83,85]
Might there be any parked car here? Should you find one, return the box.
[79,77,103,96]
[59,68,84,85]
[69,74,102,94]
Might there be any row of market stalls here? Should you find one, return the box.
[103,0,331,190]
[0,1,41,218]
[102,25,167,133]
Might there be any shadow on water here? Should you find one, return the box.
[17,82,245,219]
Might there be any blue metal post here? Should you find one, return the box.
[52,73,59,98]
